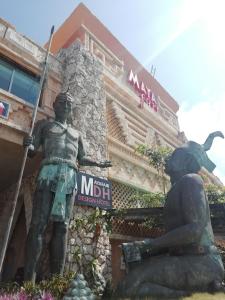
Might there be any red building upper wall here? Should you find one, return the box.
[50,3,179,113]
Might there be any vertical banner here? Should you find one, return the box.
[75,172,112,209]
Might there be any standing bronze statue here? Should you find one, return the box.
[116,131,224,298]
[23,91,111,282]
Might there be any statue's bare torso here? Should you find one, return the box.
[33,120,85,167]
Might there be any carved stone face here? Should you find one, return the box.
[53,95,73,122]
[164,149,183,175]
[164,148,200,176]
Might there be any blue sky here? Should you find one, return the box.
[1,0,225,183]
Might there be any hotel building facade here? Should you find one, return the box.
[0,3,222,286]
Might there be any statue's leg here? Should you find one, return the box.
[50,221,68,275]
[137,282,190,298]
[50,194,74,275]
[24,188,52,282]
[116,255,224,298]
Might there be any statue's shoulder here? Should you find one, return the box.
[35,119,61,137]
[41,119,56,131]
[35,118,48,127]
[68,125,81,136]
[181,173,204,186]
[34,119,49,133]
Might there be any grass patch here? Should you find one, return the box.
[140,293,225,300]
[184,293,225,300]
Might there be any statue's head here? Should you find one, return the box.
[53,91,74,121]
[165,131,224,177]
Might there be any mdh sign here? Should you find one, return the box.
[75,172,112,210]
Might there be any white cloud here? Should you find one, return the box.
[177,95,225,184]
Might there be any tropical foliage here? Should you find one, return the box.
[205,184,225,204]
[135,144,172,194]
[0,273,74,300]
[129,190,165,208]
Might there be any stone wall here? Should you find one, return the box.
[57,41,111,291]
[66,206,111,292]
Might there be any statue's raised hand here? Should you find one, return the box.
[23,135,34,151]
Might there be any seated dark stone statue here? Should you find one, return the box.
[116,131,225,298]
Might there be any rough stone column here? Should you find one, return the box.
[58,41,108,174]
[57,41,111,293]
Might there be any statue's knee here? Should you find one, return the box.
[55,222,68,235]
[29,217,47,234]
[26,231,43,250]
[208,280,224,293]
[27,224,43,240]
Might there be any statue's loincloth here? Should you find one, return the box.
[37,163,77,222]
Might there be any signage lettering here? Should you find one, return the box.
[128,70,158,112]
[75,172,112,210]
[81,175,93,196]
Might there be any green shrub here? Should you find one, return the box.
[0,272,75,300]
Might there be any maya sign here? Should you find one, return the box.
[75,172,112,210]
[128,69,158,112]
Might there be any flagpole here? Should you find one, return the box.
[0,25,55,276]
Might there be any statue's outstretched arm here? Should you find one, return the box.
[77,134,112,168]
[79,157,112,168]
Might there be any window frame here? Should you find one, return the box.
[0,55,40,106]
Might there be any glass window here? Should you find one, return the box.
[0,57,40,105]
[0,59,13,91]
[11,69,39,105]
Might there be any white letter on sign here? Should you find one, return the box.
[81,175,93,196]
[128,69,140,90]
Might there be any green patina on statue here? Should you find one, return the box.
[116,131,225,298]
[23,91,111,282]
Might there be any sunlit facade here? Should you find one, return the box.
[0,4,223,285]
